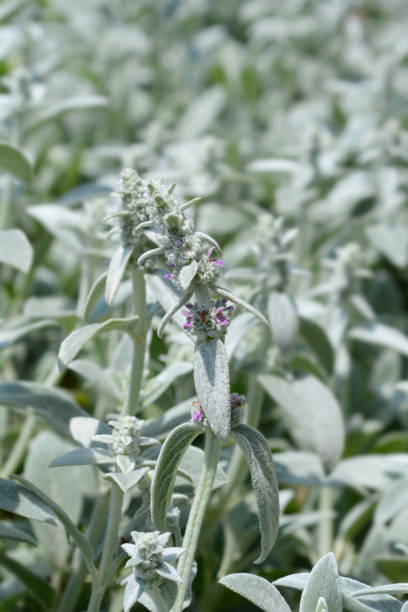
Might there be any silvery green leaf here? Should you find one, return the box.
[341,577,402,612]
[247,158,301,175]
[349,323,408,357]
[141,398,193,438]
[23,297,78,326]
[350,294,376,321]
[274,573,309,591]
[146,270,187,330]
[151,422,203,530]
[0,523,36,546]
[178,445,228,491]
[0,478,57,524]
[330,454,408,491]
[27,95,108,130]
[351,584,408,598]
[375,478,408,525]
[213,285,269,328]
[220,573,292,612]
[194,338,230,441]
[49,447,112,468]
[0,552,56,609]
[142,362,193,407]
[14,473,96,582]
[69,360,123,402]
[0,318,59,350]
[0,142,32,182]
[58,315,139,369]
[366,223,408,269]
[225,312,256,358]
[259,375,344,474]
[178,85,225,138]
[268,292,299,349]
[299,553,341,612]
[274,452,326,487]
[231,424,280,563]
[179,260,198,291]
[104,468,150,492]
[68,416,110,447]
[105,244,134,306]
[0,382,88,438]
[28,204,84,250]
[82,271,107,321]
[299,316,334,374]
[0,229,33,273]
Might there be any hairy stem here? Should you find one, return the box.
[171,431,220,612]
[124,267,147,415]
[87,484,123,612]
[56,493,109,612]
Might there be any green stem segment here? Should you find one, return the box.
[87,484,124,612]
[171,431,221,612]
[124,268,147,415]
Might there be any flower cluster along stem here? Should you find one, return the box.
[171,431,221,612]
[124,267,147,415]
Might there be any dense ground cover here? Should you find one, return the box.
[0,1,408,610]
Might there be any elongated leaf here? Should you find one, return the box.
[151,422,203,530]
[349,323,408,357]
[27,95,108,130]
[145,270,186,328]
[142,362,193,407]
[351,584,408,598]
[194,338,230,441]
[13,476,97,583]
[0,381,88,438]
[268,292,299,349]
[82,271,108,321]
[220,573,291,612]
[49,447,112,468]
[105,468,150,493]
[58,315,139,368]
[299,316,334,374]
[0,143,32,182]
[0,230,33,273]
[213,285,269,328]
[0,319,58,349]
[178,445,228,491]
[259,375,344,474]
[299,553,341,612]
[179,260,198,291]
[0,523,37,546]
[0,551,55,609]
[0,478,57,524]
[105,244,134,306]
[231,424,280,563]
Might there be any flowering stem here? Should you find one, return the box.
[171,431,221,612]
[124,267,147,415]
[87,483,124,612]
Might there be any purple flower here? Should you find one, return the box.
[230,393,245,409]
[215,305,233,327]
[207,247,224,268]
[182,310,193,330]
[191,400,204,423]
[164,273,173,280]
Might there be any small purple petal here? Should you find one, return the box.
[214,259,224,267]
[185,303,194,310]
[183,321,193,330]
[164,273,173,280]
[207,247,215,259]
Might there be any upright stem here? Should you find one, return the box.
[87,484,124,612]
[171,431,221,612]
[318,485,334,557]
[124,267,147,415]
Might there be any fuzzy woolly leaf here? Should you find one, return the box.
[151,422,203,530]
[220,573,291,612]
[349,323,408,357]
[0,319,59,350]
[299,553,341,612]
[179,260,198,291]
[259,375,344,474]
[105,244,134,306]
[0,381,88,438]
[194,338,231,441]
[268,292,299,349]
[0,229,33,273]
[0,143,32,182]
[58,315,139,368]
[299,316,334,374]
[0,479,57,524]
[27,95,108,130]
[49,447,112,468]
[0,551,55,609]
[231,424,280,563]
[0,523,37,546]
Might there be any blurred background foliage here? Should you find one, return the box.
[1,0,408,610]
